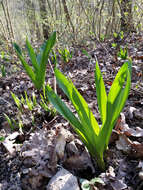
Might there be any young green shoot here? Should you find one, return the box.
[13,31,56,90]
[58,47,73,63]
[1,65,6,77]
[46,60,132,170]
[11,92,22,112]
[4,114,16,130]
[117,47,128,60]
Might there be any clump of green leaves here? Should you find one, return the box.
[113,31,124,40]
[111,43,117,48]
[4,114,17,131]
[46,60,132,170]
[11,92,22,112]
[58,47,73,63]
[24,91,37,111]
[0,51,10,61]
[11,91,37,112]
[13,31,56,90]
[4,113,24,133]
[117,47,128,60]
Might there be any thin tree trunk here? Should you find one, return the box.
[47,0,53,17]
[98,0,105,39]
[119,0,134,32]
[1,2,12,41]
[5,0,14,40]
[39,0,50,40]
[61,0,75,33]
[25,0,41,41]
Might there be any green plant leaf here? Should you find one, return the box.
[95,62,107,124]
[26,38,39,72]
[13,43,22,55]
[46,60,131,171]
[54,68,100,137]
[36,31,56,89]
[45,85,88,145]
[0,136,5,142]
[13,43,36,85]
[98,61,132,153]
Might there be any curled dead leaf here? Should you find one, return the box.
[116,134,143,158]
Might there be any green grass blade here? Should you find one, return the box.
[26,38,39,72]
[95,62,107,124]
[54,68,100,137]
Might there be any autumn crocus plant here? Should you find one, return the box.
[13,31,56,90]
[46,60,132,170]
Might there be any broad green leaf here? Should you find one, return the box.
[26,38,39,72]
[106,62,128,121]
[40,31,56,68]
[13,43,22,55]
[54,68,100,137]
[14,32,56,90]
[46,84,100,160]
[36,31,56,88]
[14,43,36,84]
[95,62,107,124]
[98,61,131,153]
[45,85,88,145]
[45,58,131,171]
[36,41,46,65]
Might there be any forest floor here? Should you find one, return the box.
[0,33,143,190]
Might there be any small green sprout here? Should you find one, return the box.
[4,113,24,133]
[20,95,25,105]
[4,114,16,130]
[0,51,10,61]
[120,31,124,40]
[58,47,73,63]
[46,60,132,170]
[32,92,37,107]
[0,65,6,77]
[11,92,22,112]
[113,32,118,38]
[100,34,105,41]
[117,47,128,60]
[18,120,23,134]
[13,31,56,90]
[111,43,117,48]
[40,94,50,112]
[12,91,37,112]
[0,136,5,142]
[24,91,34,111]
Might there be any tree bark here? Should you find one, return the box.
[38,0,50,40]
[25,0,41,41]
[120,0,134,32]
[62,0,74,33]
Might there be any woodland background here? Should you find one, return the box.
[0,0,143,49]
